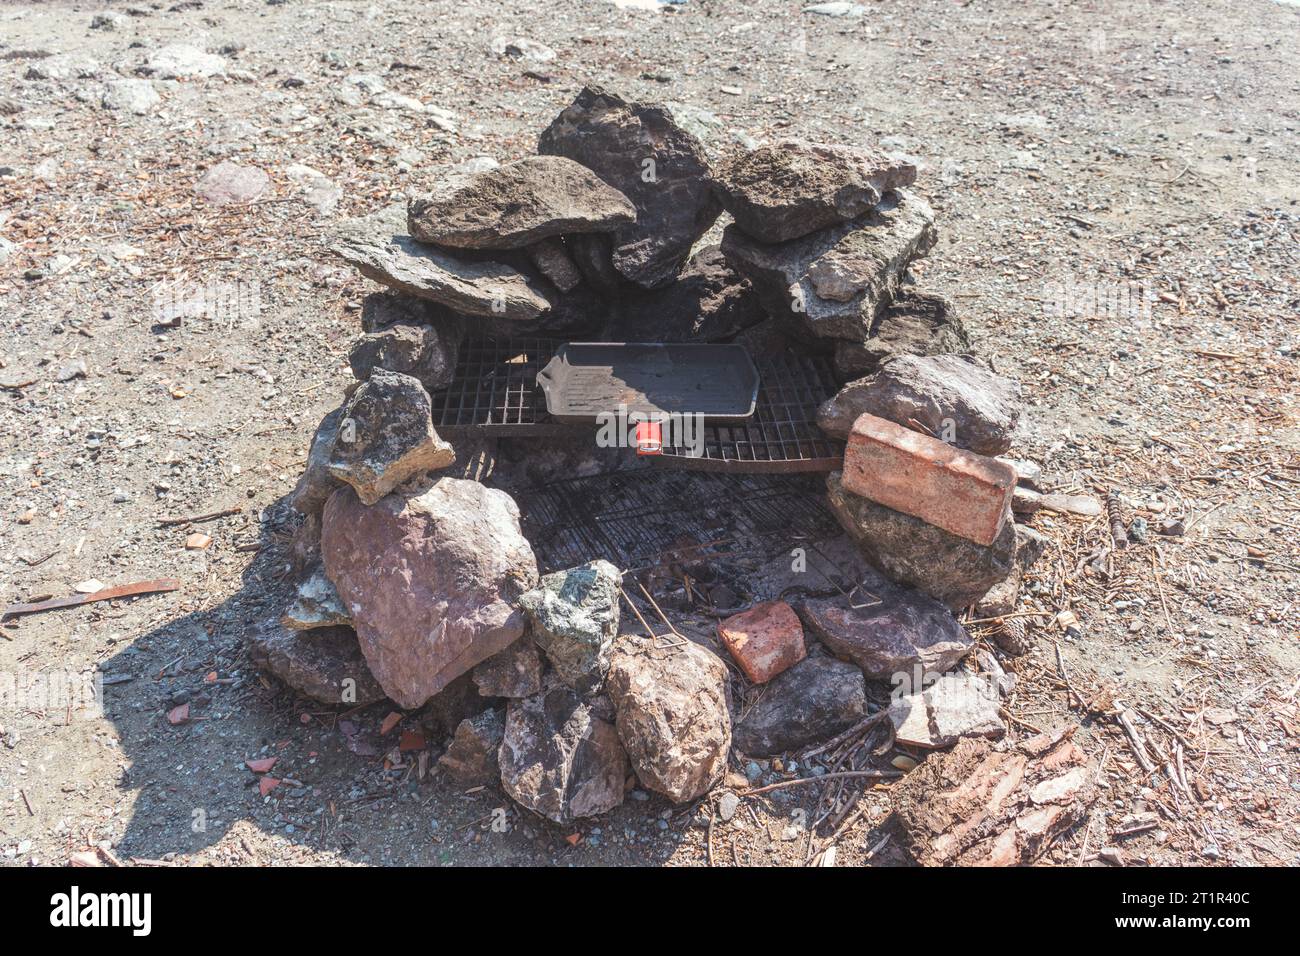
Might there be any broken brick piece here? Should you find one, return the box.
[841,412,1016,546]
[717,600,807,684]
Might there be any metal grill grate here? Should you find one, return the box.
[431,338,844,472]
[514,471,840,573]
[430,338,565,436]
[657,352,844,473]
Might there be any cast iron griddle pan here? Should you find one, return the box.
[536,343,760,424]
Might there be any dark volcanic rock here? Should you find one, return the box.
[527,237,583,293]
[827,471,1017,610]
[607,246,766,342]
[407,155,635,250]
[606,636,731,803]
[438,708,505,788]
[975,524,1050,620]
[713,140,917,243]
[796,566,972,680]
[325,369,455,506]
[817,353,1022,455]
[348,313,464,392]
[566,232,625,295]
[732,653,866,757]
[499,680,629,823]
[247,621,386,706]
[333,203,553,322]
[833,291,971,378]
[538,85,721,289]
[289,406,344,516]
[321,477,539,709]
[721,189,936,341]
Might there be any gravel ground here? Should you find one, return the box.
[0,0,1297,867]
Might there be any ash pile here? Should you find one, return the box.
[249,86,1093,865]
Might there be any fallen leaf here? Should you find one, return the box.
[246,757,278,774]
[166,703,190,725]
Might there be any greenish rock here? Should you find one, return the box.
[519,559,621,695]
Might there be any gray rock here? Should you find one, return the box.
[290,406,344,517]
[145,44,227,79]
[321,477,538,708]
[519,560,621,696]
[499,681,628,824]
[438,708,505,788]
[733,653,866,757]
[713,140,916,243]
[326,369,455,506]
[796,566,972,681]
[818,353,1021,455]
[282,567,352,630]
[721,189,937,341]
[974,524,1050,619]
[889,672,1004,749]
[101,79,160,115]
[408,155,635,250]
[827,471,1017,610]
[285,163,342,216]
[473,636,544,699]
[24,54,101,81]
[527,237,583,293]
[196,162,269,205]
[832,291,971,378]
[606,636,731,803]
[246,621,385,706]
[538,85,721,289]
[333,204,553,323]
[348,313,463,392]
[91,12,128,30]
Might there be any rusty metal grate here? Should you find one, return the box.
[432,338,844,472]
[430,338,566,436]
[514,470,840,573]
[657,352,844,473]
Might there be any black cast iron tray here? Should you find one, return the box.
[536,343,760,425]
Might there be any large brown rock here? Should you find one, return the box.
[333,203,554,322]
[827,471,1017,610]
[538,86,721,289]
[713,140,917,243]
[891,729,1096,866]
[408,155,635,250]
[732,653,866,757]
[606,636,731,803]
[326,369,455,506]
[796,566,972,681]
[499,681,629,823]
[321,478,539,709]
[721,189,936,341]
[817,353,1022,456]
[833,291,970,378]
[246,621,386,706]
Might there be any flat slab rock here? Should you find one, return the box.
[833,291,971,378]
[713,140,917,243]
[891,729,1096,866]
[818,353,1022,456]
[408,155,635,250]
[326,369,455,506]
[721,189,936,342]
[733,653,866,757]
[333,203,553,322]
[888,671,1005,749]
[606,636,732,803]
[499,681,629,824]
[321,477,539,709]
[538,85,721,289]
[246,621,385,706]
[827,470,1016,610]
[796,566,971,680]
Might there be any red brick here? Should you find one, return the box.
[717,600,807,684]
[842,413,1016,546]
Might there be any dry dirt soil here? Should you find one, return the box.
[0,0,1297,867]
